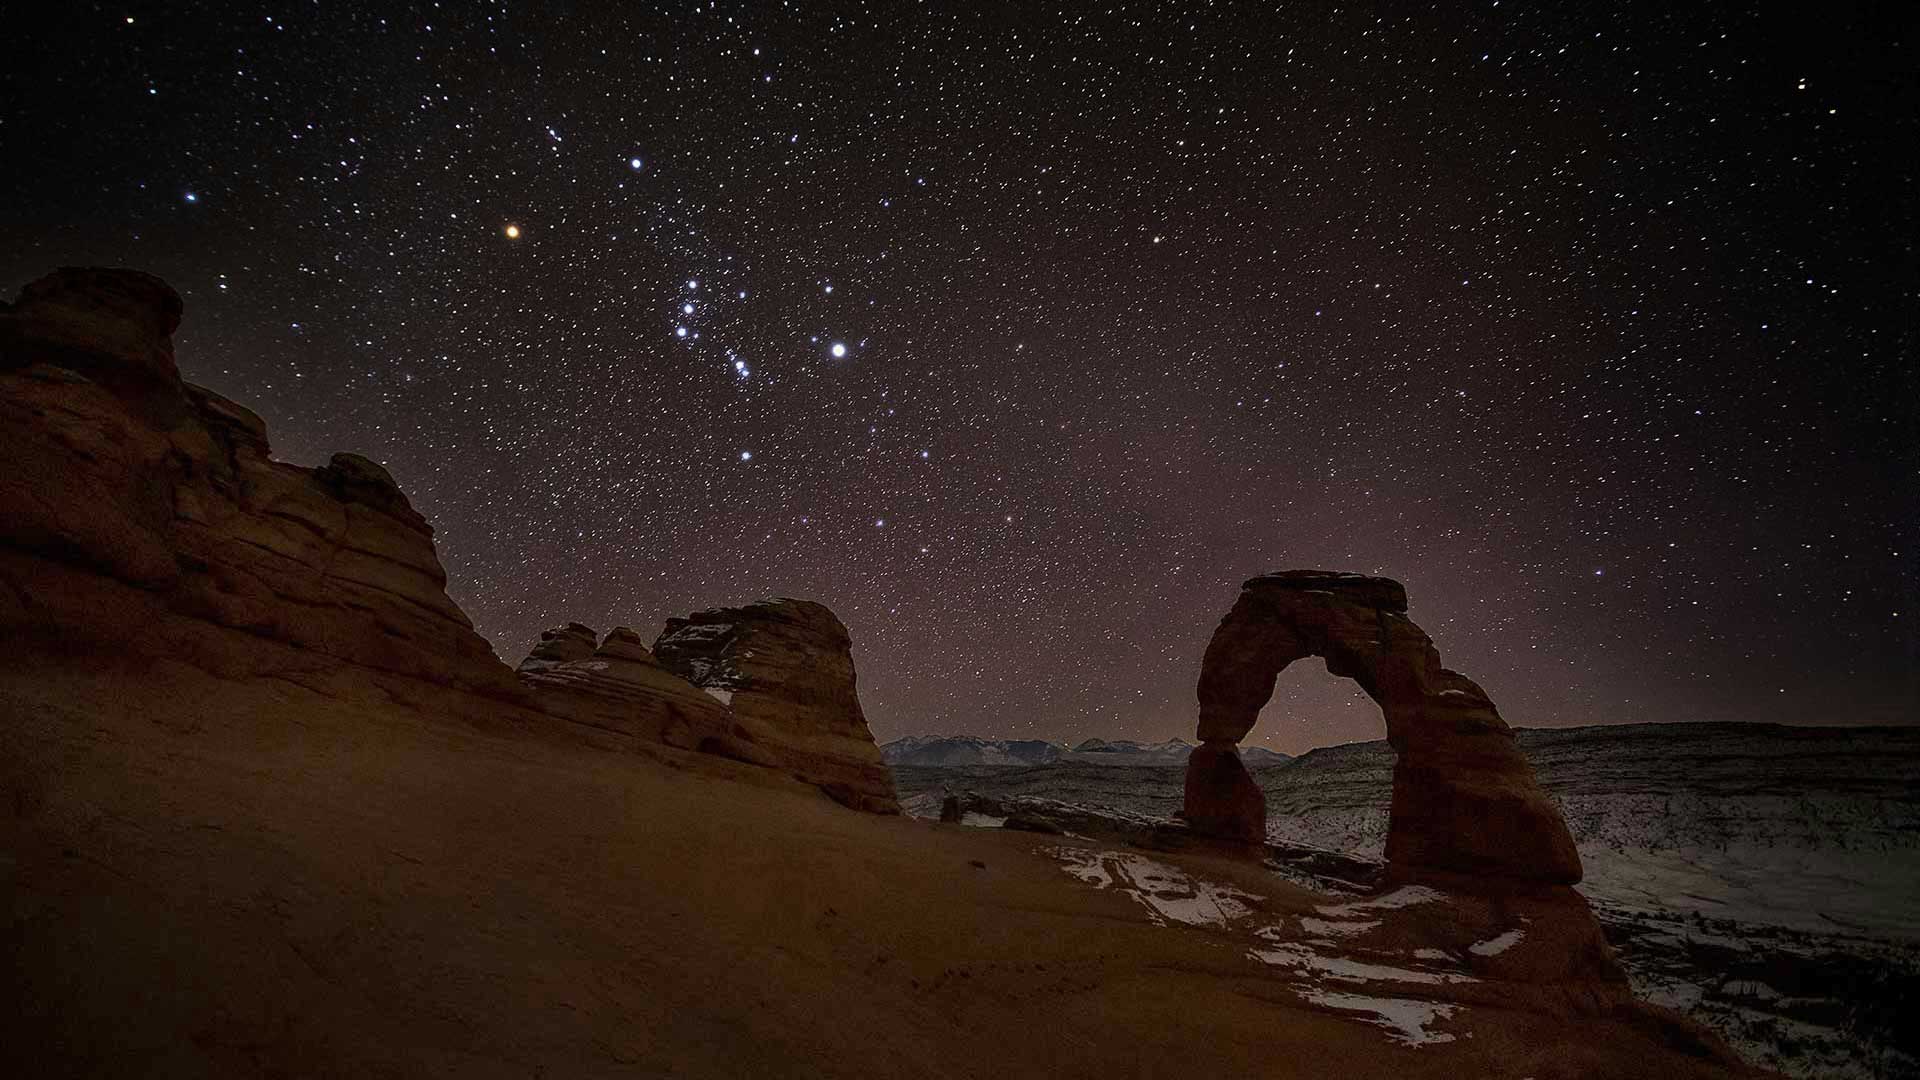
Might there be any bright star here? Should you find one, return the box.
[675,326,688,338]
[184,192,198,203]
[504,224,520,239]
[629,157,643,170]
[682,303,694,315]
[687,279,698,289]
[740,451,752,461]
[830,342,847,358]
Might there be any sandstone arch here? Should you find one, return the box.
[1184,571,1582,885]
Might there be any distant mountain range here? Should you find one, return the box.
[880,734,1290,768]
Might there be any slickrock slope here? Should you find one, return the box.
[2,653,1766,1079]
[653,599,900,813]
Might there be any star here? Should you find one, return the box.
[830,342,847,358]
[503,224,520,239]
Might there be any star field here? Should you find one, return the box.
[3,3,1913,752]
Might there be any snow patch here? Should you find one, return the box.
[703,687,734,706]
[1247,942,1476,986]
[1048,848,1260,928]
[1300,916,1380,938]
[1316,885,1445,918]
[1469,927,1526,957]
[1301,989,1458,1046]
[959,812,1007,828]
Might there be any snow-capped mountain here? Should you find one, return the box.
[880,735,1063,766]
[881,735,1290,768]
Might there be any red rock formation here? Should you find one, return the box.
[517,626,736,750]
[653,600,900,814]
[1188,571,1583,886]
[516,623,601,673]
[1181,742,1266,844]
[0,269,517,696]
[0,267,897,814]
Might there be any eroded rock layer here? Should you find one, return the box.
[516,626,735,750]
[0,267,895,814]
[1189,570,1582,886]
[654,599,900,814]
[0,269,517,696]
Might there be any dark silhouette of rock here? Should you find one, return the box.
[1181,742,1266,844]
[0,266,189,424]
[654,599,900,814]
[517,623,601,673]
[1188,570,1582,886]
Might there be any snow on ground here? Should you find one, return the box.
[908,724,1920,1077]
[1467,925,1525,956]
[1047,846,1473,1051]
[1299,916,1379,937]
[1298,989,1458,1046]
[1246,941,1476,987]
[1046,848,1259,928]
[1315,885,1444,917]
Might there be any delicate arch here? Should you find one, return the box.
[1184,571,1582,885]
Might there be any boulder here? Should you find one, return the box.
[1187,571,1583,886]
[654,599,900,814]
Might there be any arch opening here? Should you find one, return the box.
[1183,571,1583,887]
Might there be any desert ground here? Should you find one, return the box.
[1,650,1762,1079]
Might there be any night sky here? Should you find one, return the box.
[4,3,1913,753]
